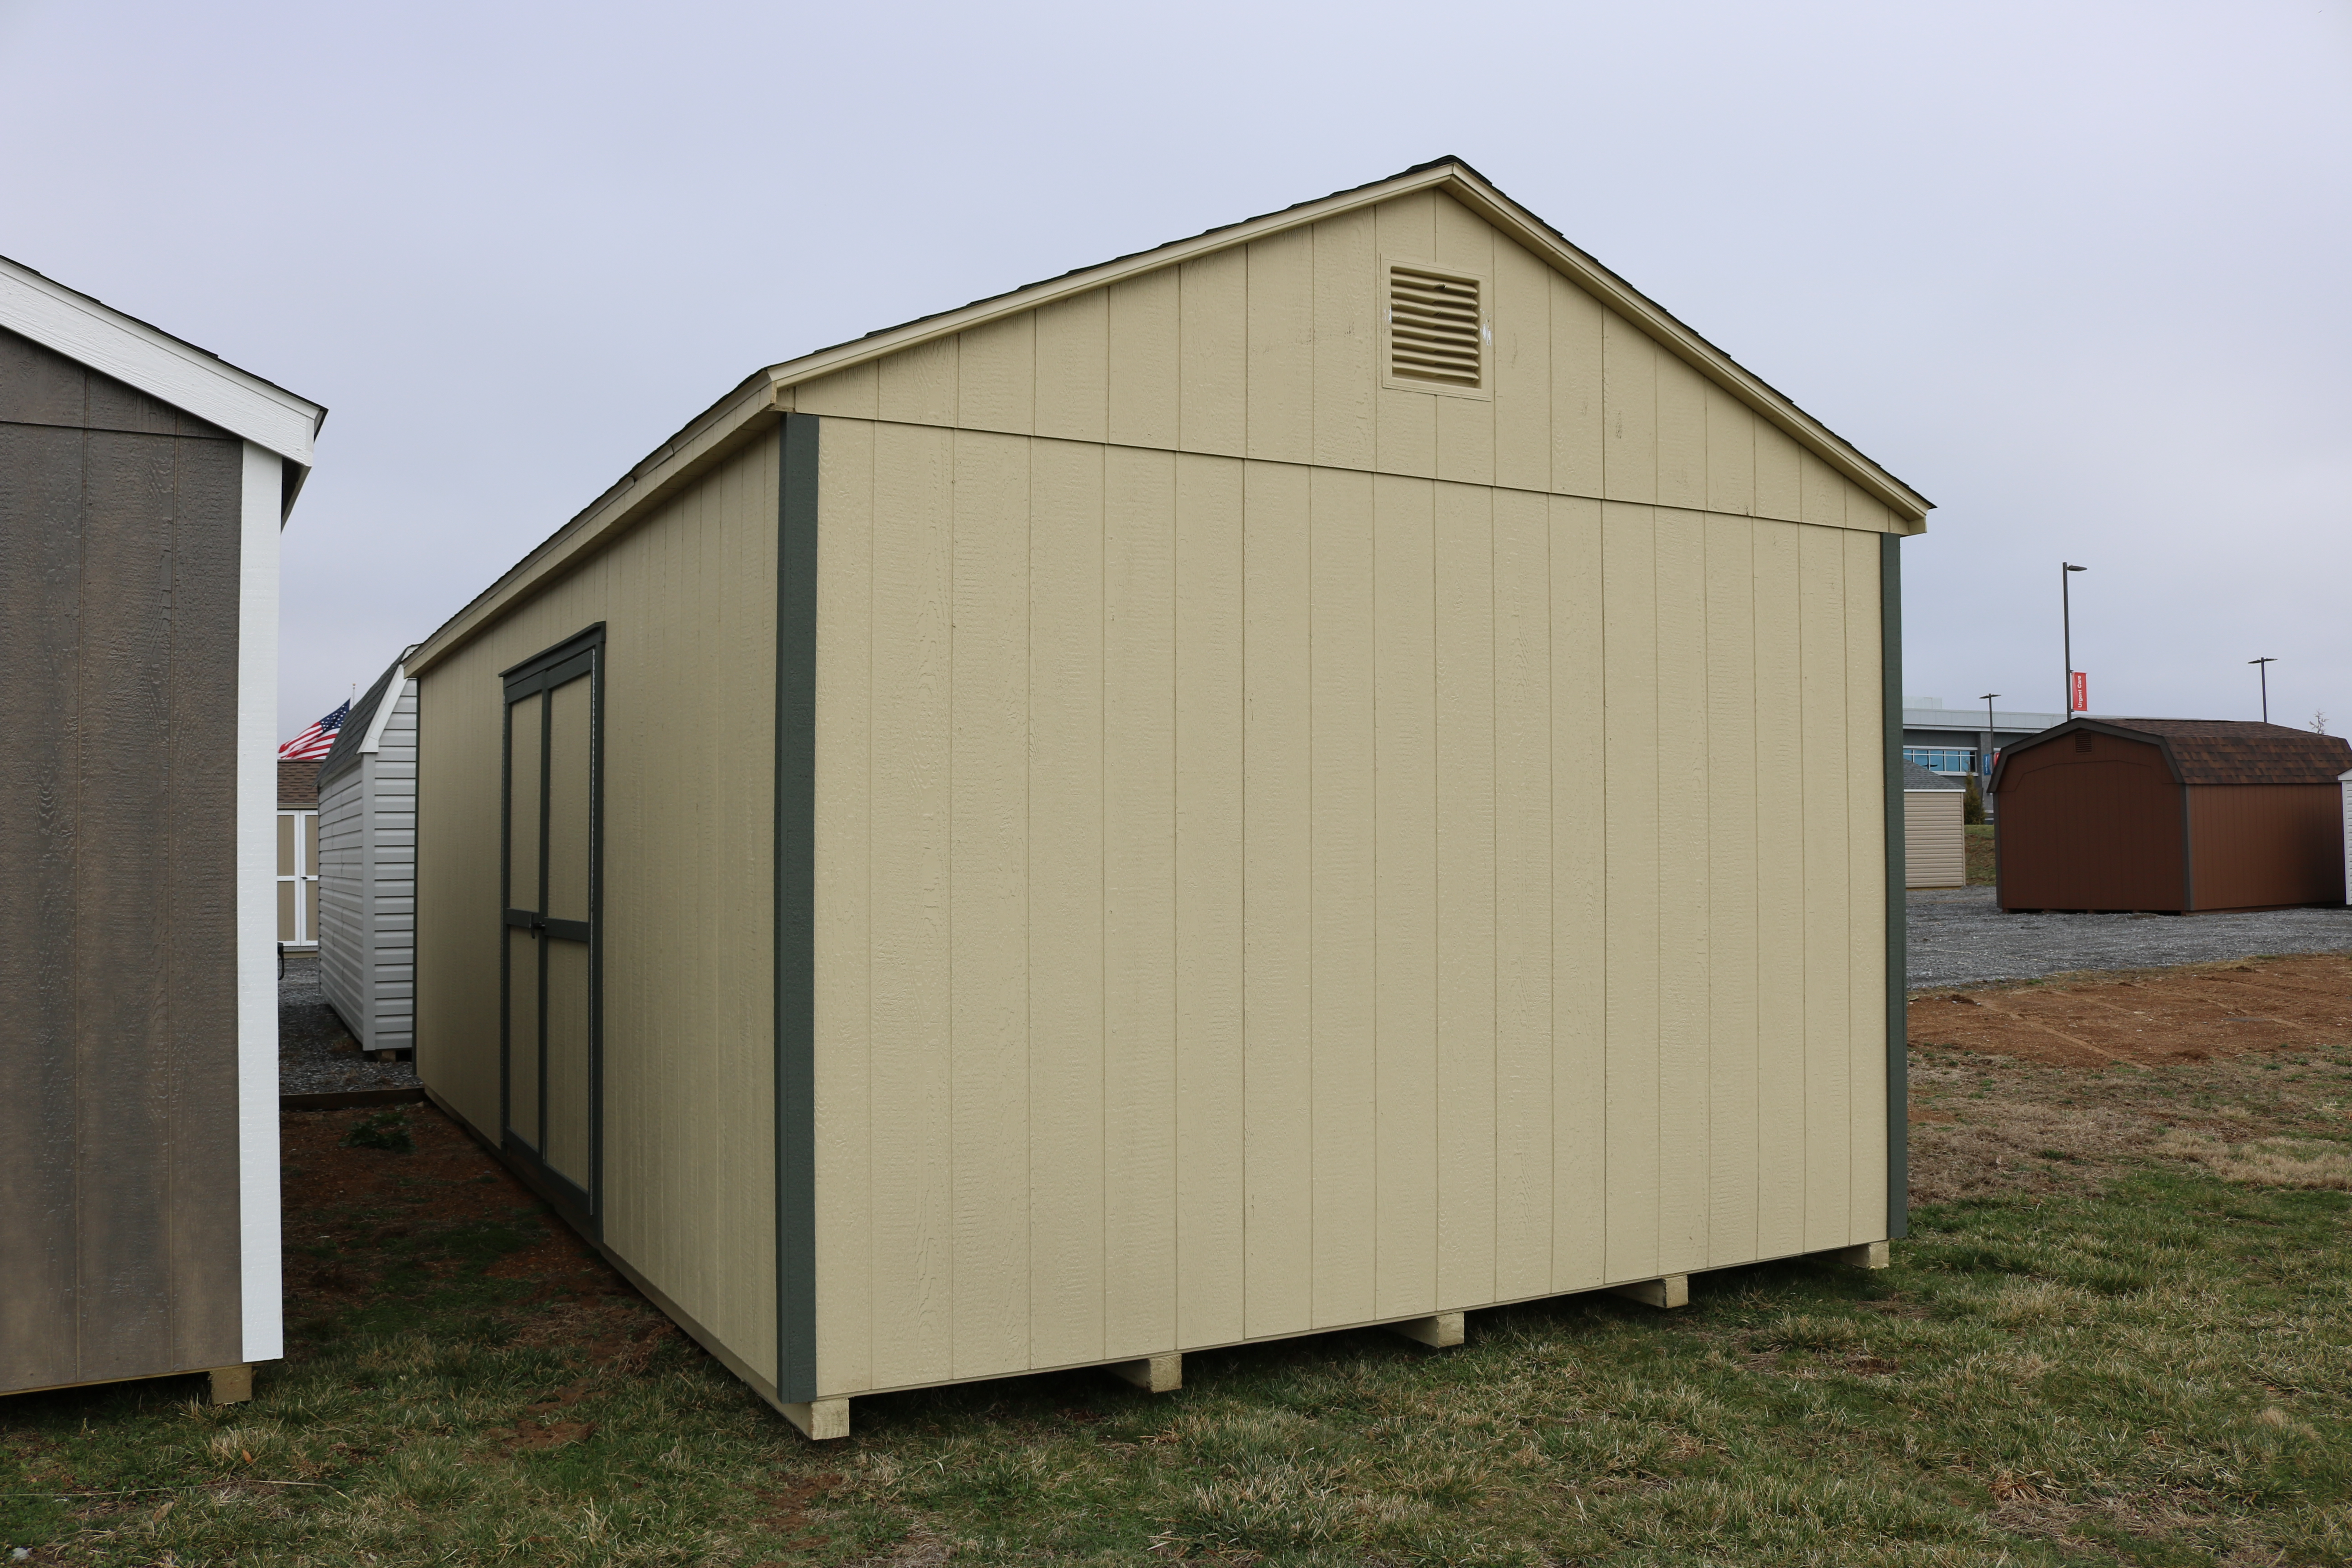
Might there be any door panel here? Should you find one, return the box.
[540,671,595,1188]
[506,925,542,1149]
[499,632,601,1219]
[546,676,592,925]
[542,937,592,1184]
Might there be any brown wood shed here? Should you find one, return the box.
[0,254,323,1405]
[1990,718,2352,913]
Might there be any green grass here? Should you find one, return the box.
[1967,822,1998,886]
[7,1112,2352,1564]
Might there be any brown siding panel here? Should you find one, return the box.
[0,325,247,1393]
[0,417,86,1391]
[1995,735,2185,911]
[2187,784,2347,911]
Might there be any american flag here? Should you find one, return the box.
[279,701,349,762]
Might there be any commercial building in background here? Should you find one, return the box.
[1992,718,2351,913]
[405,158,1930,1439]
[0,254,323,1405]
[1901,697,2063,785]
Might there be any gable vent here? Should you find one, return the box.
[1387,264,1484,390]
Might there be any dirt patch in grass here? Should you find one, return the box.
[1907,953,2352,1203]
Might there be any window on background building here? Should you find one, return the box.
[1902,746,1977,775]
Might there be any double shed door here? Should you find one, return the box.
[503,630,603,1218]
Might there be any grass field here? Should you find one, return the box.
[7,985,2352,1566]
[1967,823,1997,886]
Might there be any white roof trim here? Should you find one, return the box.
[0,255,324,467]
[357,665,411,755]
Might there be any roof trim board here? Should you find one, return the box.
[409,158,1930,677]
[0,255,325,474]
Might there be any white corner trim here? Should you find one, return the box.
[0,256,321,466]
[357,667,410,755]
[237,442,286,1364]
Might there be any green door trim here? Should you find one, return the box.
[500,623,606,1234]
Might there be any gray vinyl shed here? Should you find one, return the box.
[0,254,323,1404]
[319,652,421,1054]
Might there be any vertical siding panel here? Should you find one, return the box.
[1753,420,1802,523]
[1372,473,1438,1319]
[1704,387,1756,516]
[1241,460,1313,1338]
[1245,229,1315,466]
[1174,453,1245,1346]
[1798,452,1845,529]
[815,418,875,1396]
[795,363,880,420]
[1034,292,1109,444]
[1310,466,1377,1324]
[1178,251,1248,459]
[1492,490,1552,1301]
[1107,270,1180,452]
[1373,193,1438,479]
[878,339,958,428]
[1751,520,1806,1257]
[1432,196,1495,487]
[1491,238,1553,495]
[1310,212,1377,472]
[1102,446,1179,1358]
[1844,529,1889,1242]
[1654,355,1709,511]
[1653,509,1708,1276]
[949,430,1031,1378]
[1028,437,1107,1368]
[867,421,955,1388]
[1703,515,1761,1268]
[1550,278,1605,500]
[1600,501,1659,1284]
[1548,494,1606,1292]
[1434,482,1497,1306]
[956,314,1036,437]
[1798,524,1852,1251]
[1601,316,1657,505]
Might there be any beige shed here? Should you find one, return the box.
[1903,760,1967,889]
[408,158,1931,1439]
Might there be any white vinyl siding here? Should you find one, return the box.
[319,677,419,1052]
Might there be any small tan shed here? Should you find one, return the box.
[1902,760,1967,889]
[408,158,1931,1438]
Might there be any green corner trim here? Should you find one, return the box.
[776,414,819,1401]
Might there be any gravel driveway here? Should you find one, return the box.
[1907,886,2352,989]
[281,950,420,1096]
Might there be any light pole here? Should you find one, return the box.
[2250,657,2276,723]
[2062,563,2087,715]
[1979,692,2000,775]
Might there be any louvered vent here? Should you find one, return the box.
[1387,264,1483,390]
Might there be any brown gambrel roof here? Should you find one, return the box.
[2016,719,2352,786]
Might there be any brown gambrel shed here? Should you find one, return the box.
[1991,719,2352,913]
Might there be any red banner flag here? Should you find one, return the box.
[2070,671,2087,713]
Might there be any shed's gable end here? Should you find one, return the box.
[790,190,1903,534]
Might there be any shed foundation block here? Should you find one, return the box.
[1384,1312,1465,1348]
[1830,1240,1891,1270]
[206,1365,253,1405]
[782,1397,851,1441]
[1608,1275,1689,1310]
[1107,1353,1183,1393]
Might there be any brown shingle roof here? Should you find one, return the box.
[278,759,320,808]
[2100,719,2352,786]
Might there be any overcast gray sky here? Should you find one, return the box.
[4,0,2346,741]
